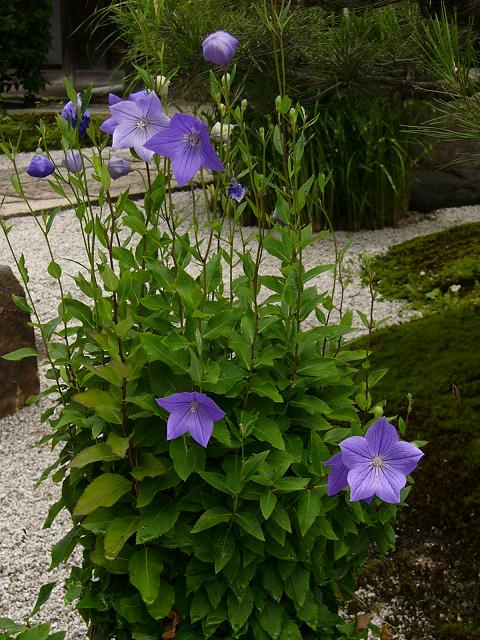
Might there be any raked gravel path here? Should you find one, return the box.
[1,192,480,638]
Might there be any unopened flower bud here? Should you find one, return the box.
[214,92,222,104]
[289,108,297,125]
[108,156,131,180]
[211,122,236,144]
[154,75,170,99]
[258,126,265,141]
[62,149,83,173]
[221,73,231,89]
[218,103,227,117]
[241,98,248,112]
[275,95,282,111]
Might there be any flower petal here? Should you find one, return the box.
[144,127,184,157]
[365,417,398,456]
[340,436,373,468]
[134,145,155,163]
[100,116,117,134]
[156,392,193,412]
[188,408,214,448]
[376,466,406,503]
[166,408,193,441]
[201,142,225,173]
[323,453,349,496]
[171,145,202,186]
[112,123,139,150]
[110,99,141,124]
[193,392,225,421]
[385,440,424,475]
[347,465,378,501]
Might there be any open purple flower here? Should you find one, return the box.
[156,391,225,448]
[323,452,349,497]
[340,417,424,504]
[100,90,152,136]
[144,113,224,186]
[202,31,238,67]
[61,97,90,137]
[26,153,55,179]
[227,177,246,202]
[107,92,170,163]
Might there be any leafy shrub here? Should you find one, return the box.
[0,0,52,95]
[1,10,422,638]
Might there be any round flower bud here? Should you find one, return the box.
[218,103,227,117]
[289,108,297,125]
[241,98,248,112]
[26,153,55,179]
[61,95,90,137]
[211,122,236,144]
[221,73,231,89]
[202,30,238,67]
[108,156,132,180]
[61,149,83,173]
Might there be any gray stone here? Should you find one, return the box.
[410,136,480,213]
[0,265,39,418]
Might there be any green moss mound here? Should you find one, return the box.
[369,222,480,306]
[0,111,104,153]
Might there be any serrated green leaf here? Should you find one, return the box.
[136,498,179,543]
[104,515,139,559]
[170,438,205,481]
[191,506,232,533]
[129,547,163,605]
[70,443,120,468]
[252,419,285,450]
[73,474,132,516]
[234,511,264,541]
[228,586,254,632]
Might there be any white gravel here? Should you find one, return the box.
[1,188,479,638]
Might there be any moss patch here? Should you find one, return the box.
[0,111,104,153]
[354,307,480,637]
[368,222,480,307]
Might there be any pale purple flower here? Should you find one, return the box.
[202,31,238,67]
[340,417,424,504]
[144,113,224,186]
[62,150,83,173]
[27,153,55,179]
[108,156,131,180]
[227,177,245,202]
[61,97,90,137]
[156,392,225,448]
[109,92,170,163]
[323,452,349,497]
[100,90,152,136]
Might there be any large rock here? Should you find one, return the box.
[409,137,480,213]
[0,265,39,418]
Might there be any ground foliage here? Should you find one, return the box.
[367,222,480,307]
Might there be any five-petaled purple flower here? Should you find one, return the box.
[227,177,246,202]
[106,92,170,163]
[100,90,150,136]
[156,392,225,448]
[202,31,238,67]
[61,97,90,137]
[323,417,423,504]
[27,153,55,179]
[144,113,224,186]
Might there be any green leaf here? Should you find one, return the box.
[279,618,302,640]
[191,507,232,533]
[228,587,254,632]
[129,547,164,605]
[104,516,139,559]
[73,474,132,516]
[1,347,37,361]
[291,395,331,415]
[107,432,130,457]
[30,582,56,617]
[258,600,285,640]
[275,477,309,492]
[297,490,322,537]
[317,517,338,540]
[17,624,51,640]
[199,471,234,495]
[285,567,310,608]
[140,333,190,373]
[214,529,235,574]
[146,582,175,620]
[136,498,179,543]
[260,563,283,602]
[253,419,285,450]
[50,527,78,569]
[131,452,167,480]
[260,491,277,520]
[73,389,115,408]
[0,618,25,633]
[81,508,113,534]
[70,443,120,468]
[170,438,205,481]
[234,511,265,541]
[309,432,330,475]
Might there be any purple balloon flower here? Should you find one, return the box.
[339,417,424,504]
[100,90,150,135]
[144,113,224,186]
[108,92,170,163]
[156,391,225,448]
[202,30,238,67]
[227,177,246,202]
[61,98,90,137]
[26,153,55,179]
[108,156,131,180]
[323,452,349,497]
[62,150,83,173]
